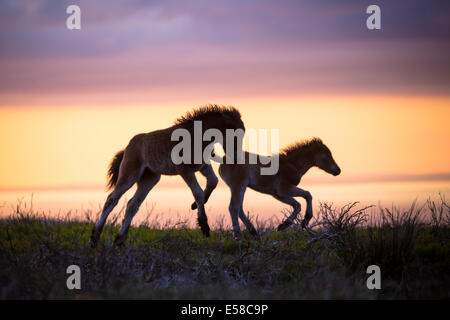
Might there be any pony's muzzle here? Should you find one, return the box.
[332,165,341,176]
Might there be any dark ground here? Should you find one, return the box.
[0,198,448,299]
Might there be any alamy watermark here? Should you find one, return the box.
[366,5,381,30]
[66,5,81,30]
[170,121,280,175]
[66,4,381,31]
[66,265,81,290]
[366,265,381,290]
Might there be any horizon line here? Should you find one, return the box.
[0,172,449,193]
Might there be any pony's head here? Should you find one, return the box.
[312,139,341,176]
[221,107,245,132]
[281,138,341,176]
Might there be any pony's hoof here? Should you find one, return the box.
[233,233,242,241]
[201,227,210,238]
[249,229,260,239]
[277,221,291,231]
[301,219,309,229]
[301,220,315,235]
[89,238,98,248]
[253,233,262,241]
[113,235,126,247]
[90,229,100,248]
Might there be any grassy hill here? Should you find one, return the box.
[0,198,448,299]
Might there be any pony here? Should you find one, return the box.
[192,138,341,239]
[90,104,245,247]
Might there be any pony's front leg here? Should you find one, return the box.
[281,186,313,228]
[273,195,301,231]
[296,188,313,228]
[180,170,210,237]
[190,164,218,210]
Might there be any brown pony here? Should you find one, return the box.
[192,138,341,239]
[90,105,245,247]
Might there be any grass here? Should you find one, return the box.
[0,196,449,299]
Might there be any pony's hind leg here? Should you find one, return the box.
[239,208,259,238]
[90,178,135,248]
[180,170,210,237]
[273,195,301,231]
[114,170,160,246]
[191,164,218,210]
[228,185,247,240]
[90,154,143,248]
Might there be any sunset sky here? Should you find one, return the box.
[0,1,449,218]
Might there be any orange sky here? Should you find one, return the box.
[0,96,449,190]
[0,1,449,217]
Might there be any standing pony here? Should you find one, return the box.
[193,138,341,239]
[90,105,245,247]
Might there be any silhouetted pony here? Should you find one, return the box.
[90,105,245,247]
[193,138,341,239]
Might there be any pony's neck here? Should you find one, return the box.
[292,157,315,178]
[281,139,324,178]
[222,135,245,163]
[283,149,316,178]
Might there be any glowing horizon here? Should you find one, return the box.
[0,96,449,191]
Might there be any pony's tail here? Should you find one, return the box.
[107,150,124,190]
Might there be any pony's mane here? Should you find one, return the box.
[279,137,326,160]
[174,104,241,125]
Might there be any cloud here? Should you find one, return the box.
[1,0,449,57]
[0,0,449,103]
